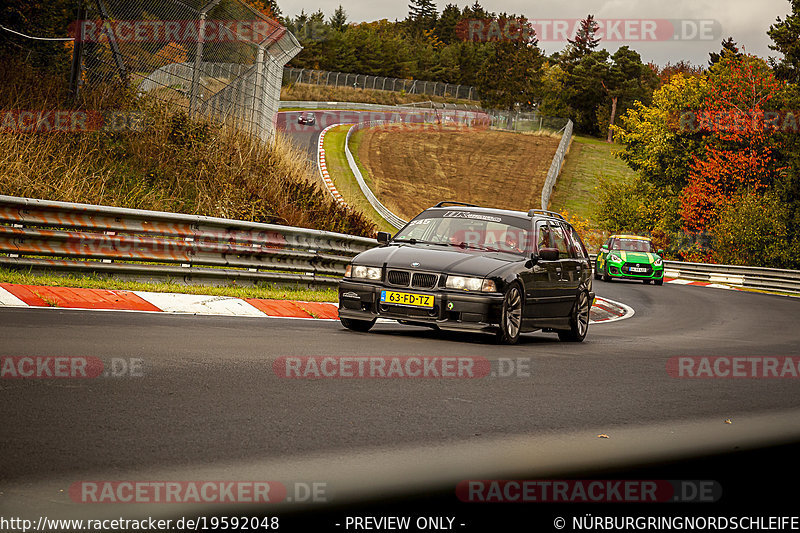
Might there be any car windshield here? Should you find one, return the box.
[613,238,653,252]
[393,210,533,255]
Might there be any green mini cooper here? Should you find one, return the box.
[595,235,665,285]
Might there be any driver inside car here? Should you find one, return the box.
[448,220,484,247]
[502,230,525,253]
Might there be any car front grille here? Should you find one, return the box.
[411,273,438,289]
[387,270,411,286]
[386,270,439,289]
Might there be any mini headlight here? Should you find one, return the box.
[608,253,622,263]
[654,257,663,267]
[352,265,382,280]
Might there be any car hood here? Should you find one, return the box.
[611,251,659,264]
[353,243,522,277]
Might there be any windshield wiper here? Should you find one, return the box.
[455,242,498,251]
[393,238,451,246]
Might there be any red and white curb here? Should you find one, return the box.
[0,283,634,325]
[664,277,742,291]
[591,296,634,324]
[318,124,348,206]
[0,283,338,320]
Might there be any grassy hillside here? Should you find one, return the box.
[322,125,397,233]
[548,135,638,251]
[0,59,376,237]
[356,125,560,220]
[549,136,637,224]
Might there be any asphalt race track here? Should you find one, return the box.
[276,109,446,160]
[2,280,800,528]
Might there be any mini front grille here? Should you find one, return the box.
[411,273,438,289]
[623,263,652,274]
[387,270,411,286]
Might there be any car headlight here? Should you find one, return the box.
[608,253,622,263]
[654,257,663,267]
[346,265,382,280]
[446,276,496,292]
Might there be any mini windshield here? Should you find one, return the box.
[393,210,533,255]
[612,238,653,253]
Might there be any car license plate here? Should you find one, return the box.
[629,267,648,273]
[381,291,434,308]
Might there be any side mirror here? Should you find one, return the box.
[376,231,392,245]
[539,247,560,261]
[657,249,664,255]
[600,245,609,252]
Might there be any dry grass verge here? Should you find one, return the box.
[357,125,560,220]
[0,59,376,237]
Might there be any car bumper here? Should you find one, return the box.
[338,280,505,333]
[606,264,664,280]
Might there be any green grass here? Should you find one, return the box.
[549,135,637,224]
[0,268,338,302]
[323,125,397,234]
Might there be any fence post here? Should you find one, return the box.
[252,45,265,138]
[189,12,207,116]
[69,4,86,101]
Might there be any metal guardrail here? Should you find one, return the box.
[0,195,376,288]
[588,254,800,294]
[662,260,800,293]
[541,120,573,210]
[283,67,479,101]
[344,121,407,230]
[3,195,798,294]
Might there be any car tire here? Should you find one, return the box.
[496,283,523,345]
[602,265,611,282]
[655,278,664,286]
[340,317,376,332]
[558,290,590,342]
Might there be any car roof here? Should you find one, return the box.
[424,205,565,222]
[611,234,651,240]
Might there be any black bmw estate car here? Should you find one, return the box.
[338,203,595,344]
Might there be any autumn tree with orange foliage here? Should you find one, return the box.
[680,54,786,234]
[245,0,281,20]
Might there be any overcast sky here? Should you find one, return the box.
[279,0,792,66]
